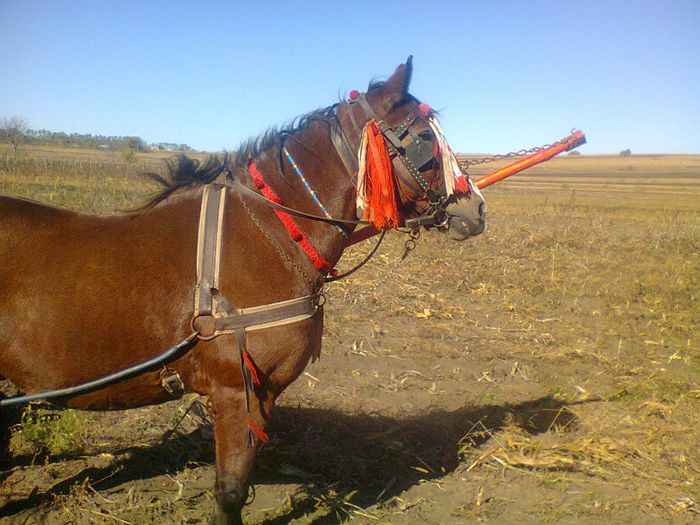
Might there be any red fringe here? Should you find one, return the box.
[241,351,261,386]
[363,120,400,229]
[245,417,269,443]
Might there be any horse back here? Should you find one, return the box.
[0,194,201,393]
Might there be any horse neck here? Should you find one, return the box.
[239,120,358,287]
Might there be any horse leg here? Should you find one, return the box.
[210,385,269,525]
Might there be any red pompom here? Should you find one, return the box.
[348,89,360,101]
[418,103,432,117]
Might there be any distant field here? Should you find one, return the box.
[0,143,203,164]
[0,144,209,212]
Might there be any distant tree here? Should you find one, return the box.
[1,116,29,161]
[567,150,582,156]
[619,148,632,157]
[125,136,147,152]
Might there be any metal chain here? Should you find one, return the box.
[458,131,576,173]
[400,229,420,261]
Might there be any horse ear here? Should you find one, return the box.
[370,56,413,112]
[384,56,413,99]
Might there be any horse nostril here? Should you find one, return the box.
[478,202,486,220]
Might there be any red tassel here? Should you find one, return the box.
[242,350,261,386]
[245,417,269,443]
[455,175,469,193]
[363,120,400,229]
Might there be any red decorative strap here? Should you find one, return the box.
[241,350,261,386]
[247,158,336,275]
[245,417,269,443]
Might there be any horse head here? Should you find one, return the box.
[347,57,486,241]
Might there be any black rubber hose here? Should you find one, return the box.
[0,333,198,407]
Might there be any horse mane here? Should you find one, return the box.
[137,80,418,212]
[233,104,340,170]
[137,154,229,212]
[136,105,341,213]
[231,80,416,172]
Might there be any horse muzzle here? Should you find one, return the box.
[445,197,486,241]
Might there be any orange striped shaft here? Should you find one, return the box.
[474,130,586,189]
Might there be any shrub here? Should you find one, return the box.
[16,405,88,455]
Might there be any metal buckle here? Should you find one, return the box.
[160,367,185,396]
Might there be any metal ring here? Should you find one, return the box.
[190,315,218,341]
[433,213,449,229]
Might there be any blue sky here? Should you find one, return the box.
[1,1,698,154]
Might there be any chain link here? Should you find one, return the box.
[458,131,576,174]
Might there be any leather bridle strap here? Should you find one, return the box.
[329,123,358,176]
[350,94,431,197]
[194,184,227,318]
[230,176,368,227]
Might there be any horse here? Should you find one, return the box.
[0,58,486,524]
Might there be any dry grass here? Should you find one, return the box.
[312,156,700,521]
[0,144,210,212]
[1,149,698,523]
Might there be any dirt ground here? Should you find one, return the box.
[1,154,699,524]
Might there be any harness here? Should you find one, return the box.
[0,91,467,448]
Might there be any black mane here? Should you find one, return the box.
[137,154,229,211]
[138,80,416,212]
[233,103,340,169]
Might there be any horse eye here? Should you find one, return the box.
[418,131,433,141]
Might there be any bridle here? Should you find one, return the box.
[228,96,460,238]
[343,91,460,231]
[347,93,436,195]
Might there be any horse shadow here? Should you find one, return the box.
[0,395,579,522]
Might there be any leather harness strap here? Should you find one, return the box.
[192,185,321,342]
[192,182,321,446]
[194,184,227,318]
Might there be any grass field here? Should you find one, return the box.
[1,146,698,523]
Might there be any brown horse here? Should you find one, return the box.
[0,58,485,524]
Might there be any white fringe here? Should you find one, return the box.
[355,123,369,216]
[428,116,462,197]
